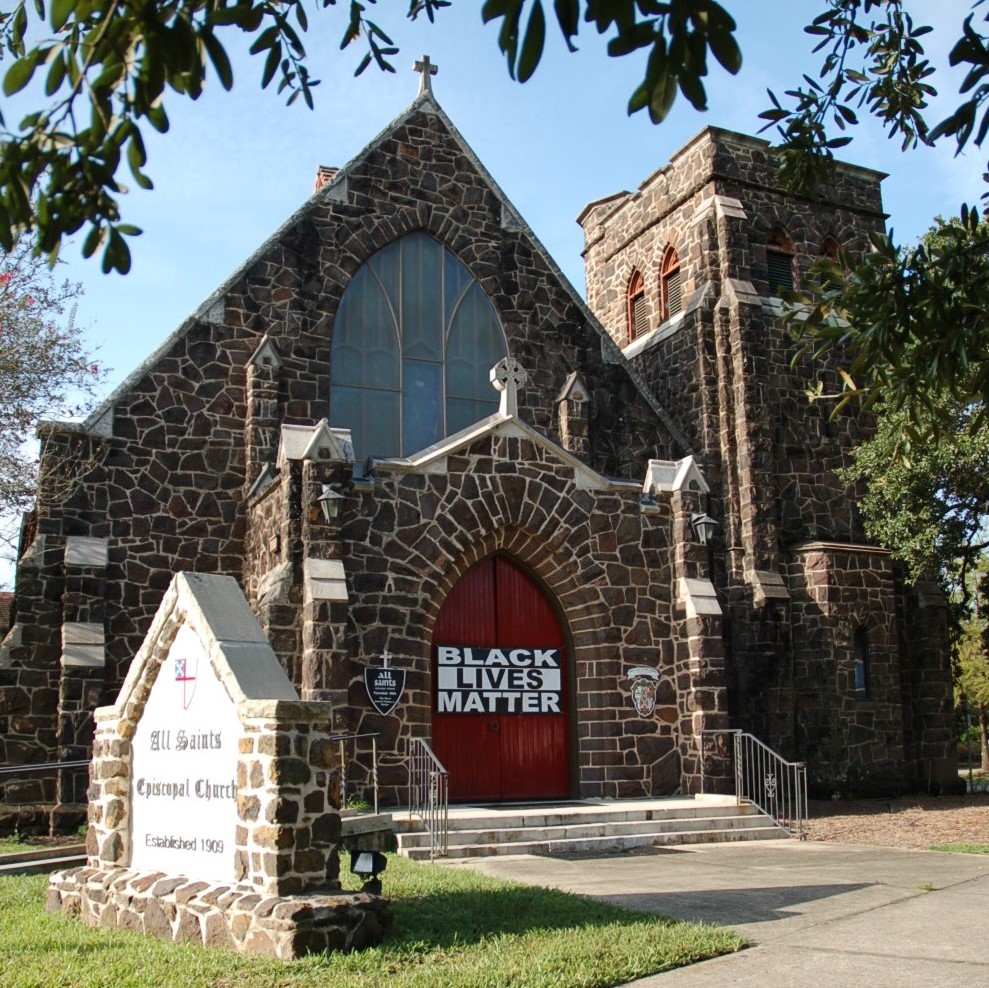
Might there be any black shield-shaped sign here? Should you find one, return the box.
[364,666,406,716]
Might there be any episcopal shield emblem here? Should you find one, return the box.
[627,666,660,717]
[174,655,198,710]
[365,666,406,716]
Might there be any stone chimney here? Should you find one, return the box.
[313,166,339,193]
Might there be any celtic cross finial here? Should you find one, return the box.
[490,358,527,417]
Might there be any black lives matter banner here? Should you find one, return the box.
[436,646,562,714]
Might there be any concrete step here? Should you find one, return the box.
[395,812,771,850]
[400,824,783,860]
[392,798,758,834]
[393,797,787,859]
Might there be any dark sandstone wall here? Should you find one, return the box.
[579,128,956,792]
[1,102,690,819]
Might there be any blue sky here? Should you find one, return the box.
[52,1,985,393]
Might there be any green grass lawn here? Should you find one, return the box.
[0,855,744,988]
[929,843,989,854]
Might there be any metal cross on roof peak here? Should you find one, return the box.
[414,55,438,97]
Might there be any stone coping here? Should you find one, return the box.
[48,865,392,960]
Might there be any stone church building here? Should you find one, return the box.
[0,72,957,829]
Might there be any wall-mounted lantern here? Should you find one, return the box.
[316,484,344,523]
[690,511,719,545]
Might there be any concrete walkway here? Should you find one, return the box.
[444,839,989,987]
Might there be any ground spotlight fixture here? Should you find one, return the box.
[690,512,719,545]
[350,849,388,894]
[317,484,344,523]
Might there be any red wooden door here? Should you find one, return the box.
[432,557,570,802]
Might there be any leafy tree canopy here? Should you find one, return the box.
[843,393,989,589]
[790,210,989,431]
[1,0,988,431]
[838,215,989,580]
[0,0,743,274]
[0,235,103,557]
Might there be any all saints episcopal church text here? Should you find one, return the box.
[0,62,958,829]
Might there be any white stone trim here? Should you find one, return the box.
[0,622,22,668]
[277,421,354,467]
[303,558,348,604]
[678,577,722,619]
[61,621,106,668]
[257,561,293,604]
[389,410,611,491]
[643,456,710,495]
[623,311,685,360]
[64,536,109,568]
[749,569,791,606]
[248,334,283,369]
[18,534,45,568]
[789,541,892,556]
[725,279,762,308]
[203,298,226,325]
[557,371,589,404]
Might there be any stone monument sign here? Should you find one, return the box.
[48,572,391,958]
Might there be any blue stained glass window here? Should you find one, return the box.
[330,233,507,462]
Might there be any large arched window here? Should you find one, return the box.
[330,233,508,462]
[660,245,682,321]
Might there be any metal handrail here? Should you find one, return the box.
[0,760,90,777]
[408,738,448,859]
[328,732,380,815]
[700,730,808,838]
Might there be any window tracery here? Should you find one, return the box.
[330,232,508,461]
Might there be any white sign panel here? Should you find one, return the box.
[436,646,562,714]
[130,624,240,881]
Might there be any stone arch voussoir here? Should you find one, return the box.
[418,524,609,651]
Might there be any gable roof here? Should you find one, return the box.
[391,405,615,492]
[110,572,298,717]
[74,86,690,456]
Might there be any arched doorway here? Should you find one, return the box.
[431,556,572,802]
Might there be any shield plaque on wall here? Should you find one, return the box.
[364,666,406,716]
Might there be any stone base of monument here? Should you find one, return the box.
[46,574,397,960]
[48,866,392,958]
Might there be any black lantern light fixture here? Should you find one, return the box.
[690,511,719,545]
[316,484,344,523]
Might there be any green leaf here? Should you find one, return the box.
[553,0,579,50]
[203,33,234,90]
[249,26,279,56]
[481,0,514,25]
[50,0,78,32]
[517,0,545,82]
[261,42,281,88]
[707,28,741,75]
[45,54,67,96]
[4,54,40,96]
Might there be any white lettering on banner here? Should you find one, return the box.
[435,646,563,715]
